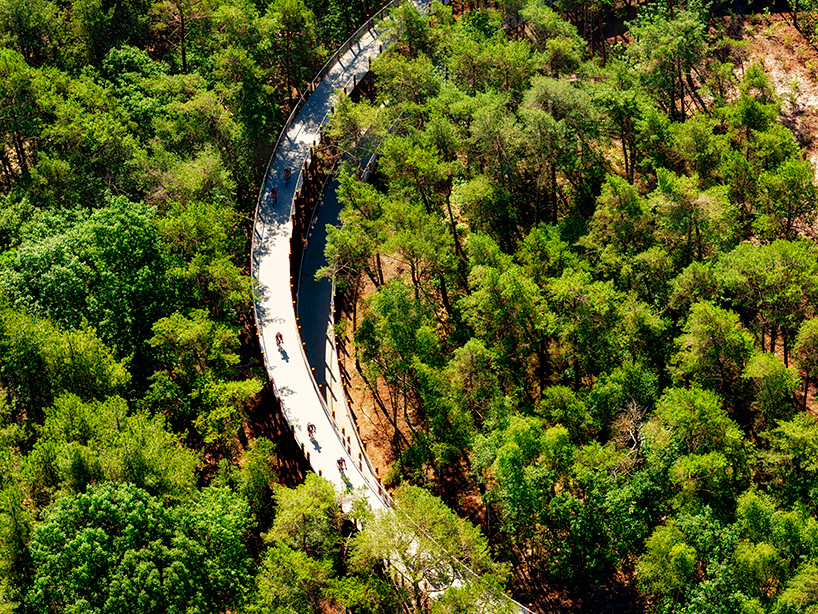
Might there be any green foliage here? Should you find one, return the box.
[235,437,277,528]
[580,174,654,260]
[776,563,818,613]
[0,479,32,606]
[1,197,173,361]
[537,385,595,440]
[386,1,432,58]
[432,575,518,614]
[155,200,250,319]
[328,93,390,175]
[647,386,743,457]
[252,542,338,614]
[514,223,579,284]
[4,0,818,609]
[24,482,253,614]
[351,484,507,609]
[0,304,129,416]
[268,473,342,559]
[442,337,502,428]
[669,261,721,315]
[27,393,199,506]
[324,2,818,609]
[670,301,756,401]
[461,234,554,386]
[149,309,241,382]
[148,309,262,445]
[717,240,818,368]
[760,413,818,511]
[253,475,401,614]
[588,361,659,428]
[652,169,739,266]
[742,352,800,425]
[638,522,698,598]
[372,52,441,110]
[626,5,708,121]
[756,157,817,241]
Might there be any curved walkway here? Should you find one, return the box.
[252,1,424,511]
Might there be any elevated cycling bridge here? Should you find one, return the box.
[251,0,418,513]
[251,1,534,611]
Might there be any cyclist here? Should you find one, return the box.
[272,188,277,205]
[307,422,316,436]
[284,168,291,184]
[275,331,283,349]
[337,458,346,472]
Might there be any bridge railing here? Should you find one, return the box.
[256,0,403,201]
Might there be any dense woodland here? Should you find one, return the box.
[327,0,818,611]
[3,0,818,612]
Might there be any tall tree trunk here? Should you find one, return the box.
[784,333,789,367]
[357,365,410,448]
[686,73,708,114]
[444,194,464,262]
[678,63,686,118]
[438,272,453,317]
[804,377,809,411]
[352,273,361,328]
[12,133,28,175]
[179,6,187,74]
[0,148,15,187]
[375,252,385,286]
[621,137,630,184]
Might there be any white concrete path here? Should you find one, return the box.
[251,1,431,511]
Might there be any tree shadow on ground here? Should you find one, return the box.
[245,380,310,487]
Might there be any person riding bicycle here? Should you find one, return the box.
[337,458,346,471]
[283,168,291,183]
[275,331,283,348]
[307,422,316,436]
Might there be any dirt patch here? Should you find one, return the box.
[337,331,398,481]
[335,254,406,483]
[727,12,818,170]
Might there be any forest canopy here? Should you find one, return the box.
[322,0,818,611]
[3,0,818,612]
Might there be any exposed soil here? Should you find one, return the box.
[728,11,818,170]
[335,254,407,482]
